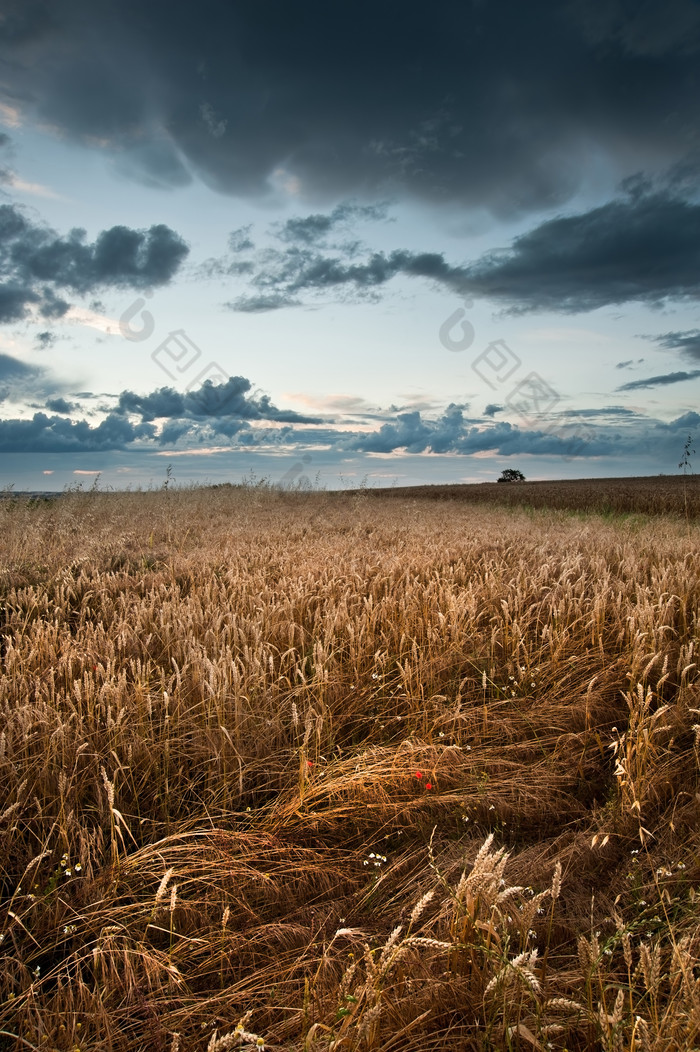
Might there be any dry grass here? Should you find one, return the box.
[0,484,699,1050]
[374,474,700,519]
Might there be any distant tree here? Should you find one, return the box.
[497,468,526,483]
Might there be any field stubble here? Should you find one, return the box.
[0,486,699,1051]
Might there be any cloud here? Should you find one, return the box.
[325,404,606,458]
[35,330,57,348]
[483,404,504,417]
[0,350,50,402]
[0,351,35,382]
[642,329,700,361]
[44,396,76,413]
[569,0,700,57]
[616,370,700,391]
[115,375,323,428]
[0,412,154,452]
[228,225,254,253]
[4,1,700,214]
[0,167,59,198]
[211,186,700,313]
[459,189,700,313]
[274,203,390,245]
[223,233,470,310]
[0,202,189,322]
[201,203,393,291]
[1,363,696,464]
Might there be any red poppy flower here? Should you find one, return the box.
[415,771,422,779]
[425,782,433,790]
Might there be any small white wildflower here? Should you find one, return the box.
[74,863,82,873]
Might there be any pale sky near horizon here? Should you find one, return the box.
[1,0,699,491]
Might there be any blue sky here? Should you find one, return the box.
[0,0,699,491]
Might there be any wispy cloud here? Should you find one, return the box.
[0,171,60,198]
[616,369,700,391]
[640,329,700,362]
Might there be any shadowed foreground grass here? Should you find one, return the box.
[0,486,699,1050]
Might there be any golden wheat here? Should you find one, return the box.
[0,484,698,1050]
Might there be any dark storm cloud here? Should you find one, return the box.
[116,375,322,424]
[3,1,700,214]
[568,0,700,57]
[0,203,189,322]
[643,329,700,361]
[330,405,700,462]
[0,372,321,451]
[616,370,700,391]
[483,404,504,417]
[459,190,700,313]
[337,408,605,457]
[35,330,57,348]
[1,365,693,461]
[44,397,76,413]
[0,412,154,452]
[216,185,700,312]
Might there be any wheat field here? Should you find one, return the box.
[1,484,699,1051]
